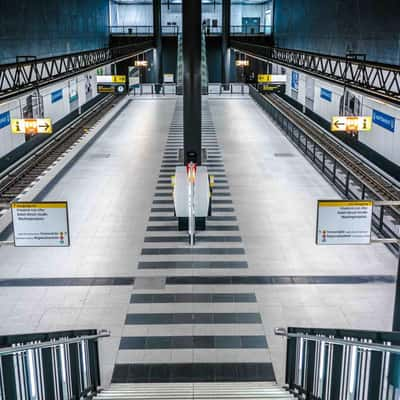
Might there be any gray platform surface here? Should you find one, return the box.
[0,96,395,386]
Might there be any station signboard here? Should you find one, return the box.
[11,118,52,134]
[11,202,70,247]
[96,75,126,94]
[236,60,250,67]
[258,74,287,84]
[331,116,372,132]
[316,200,373,245]
[96,75,126,84]
[134,60,148,68]
[164,74,174,83]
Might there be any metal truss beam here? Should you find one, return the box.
[231,40,400,105]
[0,41,153,101]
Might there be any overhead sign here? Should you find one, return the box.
[320,88,332,102]
[96,75,126,84]
[97,85,125,94]
[11,118,52,134]
[11,202,70,247]
[331,116,372,132]
[236,60,250,67]
[258,74,287,84]
[316,200,373,245]
[372,109,396,132]
[164,74,174,83]
[0,111,11,129]
[134,60,148,68]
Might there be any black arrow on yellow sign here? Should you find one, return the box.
[39,122,50,130]
[334,120,345,129]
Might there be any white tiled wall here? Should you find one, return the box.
[0,68,99,159]
[273,62,400,167]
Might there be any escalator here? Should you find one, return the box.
[176,31,209,95]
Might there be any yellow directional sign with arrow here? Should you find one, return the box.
[11,118,52,135]
[331,116,372,132]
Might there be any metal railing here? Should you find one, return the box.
[276,327,400,400]
[0,42,153,101]
[0,329,109,399]
[208,83,249,95]
[108,25,272,36]
[249,85,400,246]
[130,83,177,96]
[109,25,179,35]
[233,40,400,104]
[230,25,272,35]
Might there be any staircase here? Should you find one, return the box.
[95,382,293,399]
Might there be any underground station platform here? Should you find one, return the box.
[0,0,400,399]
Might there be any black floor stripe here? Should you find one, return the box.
[149,216,177,222]
[144,236,242,243]
[212,200,233,204]
[111,362,276,383]
[146,226,239,232]
[0,278,135,286]
[0,275,394,287]
[153,200,173,204]
[119,335,267,349]
[125,313,262,324]
[141,248,245,255]
[154,193,172,197]
[151,207,235,213]
[138,261,248,269]
[130,293,257,303]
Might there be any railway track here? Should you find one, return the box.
[0,94,124,210]
[267,93,400,202]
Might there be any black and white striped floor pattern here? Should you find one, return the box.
[112,99,274,383]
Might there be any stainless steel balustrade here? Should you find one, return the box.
[0,330,110,400]
[276,327,400,400]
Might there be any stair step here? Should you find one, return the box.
[95,382,293,400]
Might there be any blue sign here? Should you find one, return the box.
[320,88,332,102]
[291,71,299,91]
[0,111,10,129]
[372,110,396,132]
[51,89,63,103]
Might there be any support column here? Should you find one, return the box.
[153,0,162,93]
[183,0,202,164]
[222,0,231,88]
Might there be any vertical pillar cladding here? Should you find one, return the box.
[222,0,231,88]
[183,0,202,164]
[153,0,163,88]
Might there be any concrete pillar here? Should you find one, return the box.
[183,0,202,164]
[153,0,162,93]
[222,0,231,88]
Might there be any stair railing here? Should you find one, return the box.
[0,329,110,399]
[276,327,400,400]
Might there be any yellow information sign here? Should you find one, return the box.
[331,116,372,132]
[258,74,272,83]
[11,118,52,134]
[111,75,126,83]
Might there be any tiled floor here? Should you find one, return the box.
[0,95,396,386]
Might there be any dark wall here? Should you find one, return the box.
[0,0,110,64]
[273,0,400,65]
